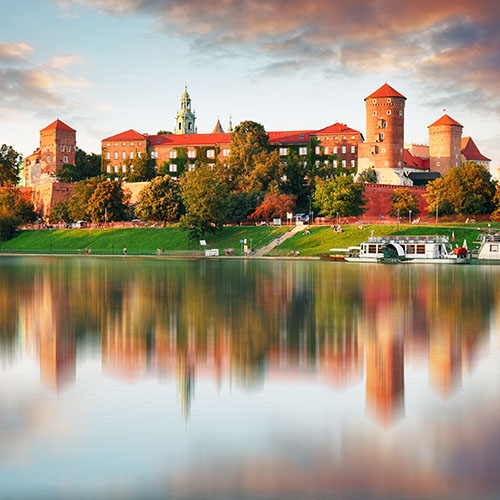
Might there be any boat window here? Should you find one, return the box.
[406,245,415,254]
[416,245,426,254]
[368,245,378,254]
[490,244,499,252]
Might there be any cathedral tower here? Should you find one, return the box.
[428,114,463,175]
[357,83,407,185]
[174,85,196,134]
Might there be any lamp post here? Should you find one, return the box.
[409,210,412,224]
[336,211,340,226]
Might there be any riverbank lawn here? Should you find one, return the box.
[0,225,290,256]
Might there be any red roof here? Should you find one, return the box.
[40,119,76,132]
[404,149,429,170]
[366,83,406,100]
[428,114,463,128]
[148,132,232,147]
[268,130,312,144]
[102,129,147,142]
[315,122,362,135]
[461,137,491,162]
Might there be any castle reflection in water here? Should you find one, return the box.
[1,257,496,428]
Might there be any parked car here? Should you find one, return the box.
[72,220,88,228]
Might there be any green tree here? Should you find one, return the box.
[53,148,102,182]
[67,177,102,222]
[226,191,262,223]
[389,187,421,217]
[128,150,156,182]
[135,175,183,223]
[246,150,283,193]
[48,200,71,224]
[87,180,130,223]
[226,120,269,191]
[0,144,22,187]
[357,168,378,184]
[313,175,367,218]
[180,163,229,237]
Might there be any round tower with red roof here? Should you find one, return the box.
[428,114,463,175]
[358,83,408,185]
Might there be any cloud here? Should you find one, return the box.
[0,42,34,63]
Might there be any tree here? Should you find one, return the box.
[226,120,269,191]
[389,187,420,217]
[87,180,130,222]
[246,150,283,193]
[249,193,296,221]
[313,175,367,218]
[357,168,378,184]
[67,177,102,222]
[135,175,183,223]
[0,144,22,187]
[0,188,38,241]
[425,162,496,216]
[128,150,156,182]
[48,200,71,224]
[53,148,102,183]
[180,163,229,237]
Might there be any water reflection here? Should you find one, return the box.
[0,257,499,499]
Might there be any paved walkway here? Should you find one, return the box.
[253,224,305,256]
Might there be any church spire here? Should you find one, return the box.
[175,85,196,134]
[228,111,233,132]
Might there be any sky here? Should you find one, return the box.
[1,0,499,175]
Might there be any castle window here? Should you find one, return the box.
[315,146,321,155]
[129,151,134,159]
[207,149,215,159]
[222,149,230,157]
[114,165,119,173]
[114,152,118,160]
[399,111,403,116]
[373,111,377,116]
[63,156,68,163]
[106,152,110,160]
[387,110,392,115]
[333,159,338,168]
[151,151,158,159]
[333,146,338,154]
[122,143,126,146]
[279,148,288,156]
[299,147,307,156]
[122,152,126,160]
[47,156,51,163]
[170,150,178,159]
[373,99,377,103]
[324,146,329,155]
[169,164,178,172]
[106,165,111,173]
[342,146,347,154]
[351,146,356,153]
[188,164,195,171]
[188,150,197,158]
[351,160,356,167]
[122,164,127,173]
[437,161,441,166]
[107,143,111,147]
[382,148,386,153]
[387,98,392,103]
[130,142,134,146]
[342,160,347,168]
[188,122,193,131]
[60,145,65,152]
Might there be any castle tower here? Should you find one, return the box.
[174,85,196,134]
[428,114,463,175]
[357,83,407,185]
[38,118,76,184]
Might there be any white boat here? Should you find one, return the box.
[476,233,500,260]
[344,235,468,264]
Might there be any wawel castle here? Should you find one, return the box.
[24,83,491,190]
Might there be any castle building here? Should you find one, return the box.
[428,114,463,175]
[357,83,408,185]
[24,119,76,187]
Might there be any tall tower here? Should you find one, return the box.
[428,114,463,175]
[174,85,196,134]
[39,119,76,184]
[357,83,407,185]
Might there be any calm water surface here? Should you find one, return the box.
[1,256,500,500]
